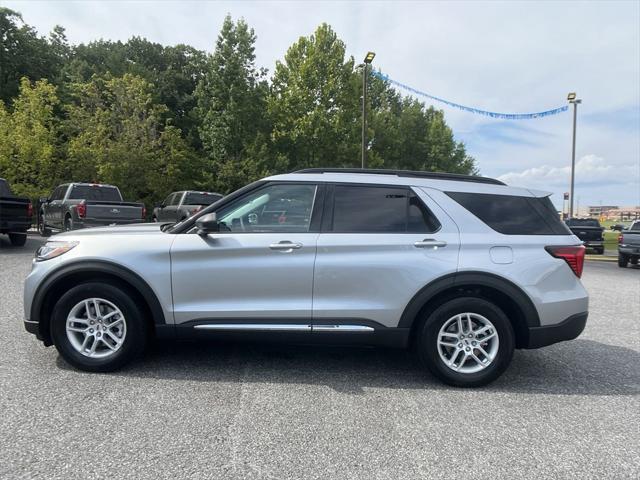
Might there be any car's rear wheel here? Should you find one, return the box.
[50,282,147,372]
[618,254,629,268]
[8,232,27,246]
[64,216,73,231]
[416,297,514,387]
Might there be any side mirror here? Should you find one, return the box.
[39,197,49,204]
[196,212,220,235]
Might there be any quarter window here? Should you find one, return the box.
[331,185,440,233]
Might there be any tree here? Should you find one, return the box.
[195,15,270,193]
[0,78,60,198]
[0,8,69,104]
[269,23,360,171]
[65,74,201,206]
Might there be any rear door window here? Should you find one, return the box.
[446,192,571,235]
[330,185,440,233]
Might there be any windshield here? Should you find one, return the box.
[183,192,222,205]
[69,185,122,201]
[566,218,600,227]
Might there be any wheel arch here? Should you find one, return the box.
[400,272,540,349]
[31,261,170,345]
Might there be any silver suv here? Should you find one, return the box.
[23,169,589,387]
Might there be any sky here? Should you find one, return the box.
[4,0,640,209]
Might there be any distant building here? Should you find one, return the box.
[588,205,618,217]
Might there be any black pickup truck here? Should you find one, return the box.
[565,218,605,254]
[38,183,146,236]
[0,178,32,246]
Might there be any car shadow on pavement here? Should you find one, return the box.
[56,338,640,396]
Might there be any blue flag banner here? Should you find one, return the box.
[372,71,569,120]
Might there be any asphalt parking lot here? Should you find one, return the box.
[1,235,639,479]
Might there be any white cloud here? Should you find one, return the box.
[498,154,638,188]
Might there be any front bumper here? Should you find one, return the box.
[524,312,588,349]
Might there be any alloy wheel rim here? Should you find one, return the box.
[437,312,499,374]
[66,298,127,358]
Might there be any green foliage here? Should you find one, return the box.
[65,74,201,206]
[0,78,60,198]
[195,15,270,192]
[0,9,477,209]
[269,23,360,170]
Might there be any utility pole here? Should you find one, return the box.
[362,52,375,169]
[567,92,582,217]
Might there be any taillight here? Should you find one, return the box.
[142,206,147,219]
[76,201,86,218]
[27,202,33,217]
[545,245,586,278]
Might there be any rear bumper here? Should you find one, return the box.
[619,246,640,256]
[0,219,31,233]
[524,312,588,349]
[75,218,142,228]
[583,240,603,248]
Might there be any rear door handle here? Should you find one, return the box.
[414,239,447,249]
[269,241,303,252]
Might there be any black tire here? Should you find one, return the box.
[152,215,158,223]
[39,213,51,237]
[8,232,27,246]
[50,282,148,372]
[595,247,604,255]
[64,215,73,231]
[618,254,629,268]
[415,297,515,387]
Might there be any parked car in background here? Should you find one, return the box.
[0,178,32,246]
[618,220,640,268]
[152,190,223,223]
[38,183,145,236]
[24,168,588,387]
[610,223,626,232]
[565,218,605,254]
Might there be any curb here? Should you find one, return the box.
[585,255,617,262]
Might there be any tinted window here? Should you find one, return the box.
[629,222,640,231]
[52,186,67,200]
[0,179,12,196]
[184,192,222,205]
[217,184,317,233]
[332,185,440,233]
[447,192,571,235]
[69,185,121,201]
[565,218,601,227]
[168,193,181,206]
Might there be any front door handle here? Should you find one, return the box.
[269,241,303,252]
[414,239,447,249]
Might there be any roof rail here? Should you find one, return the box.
[294,168,505,186]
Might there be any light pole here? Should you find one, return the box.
[567,92,581,218]
[362,51,375,169]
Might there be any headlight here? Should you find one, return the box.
[35,241,79,262]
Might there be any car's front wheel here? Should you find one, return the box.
[416,297,515,387]
[50,282,148,372]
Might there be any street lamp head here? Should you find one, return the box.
[363,51,376,64]
[567,92,576,101]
